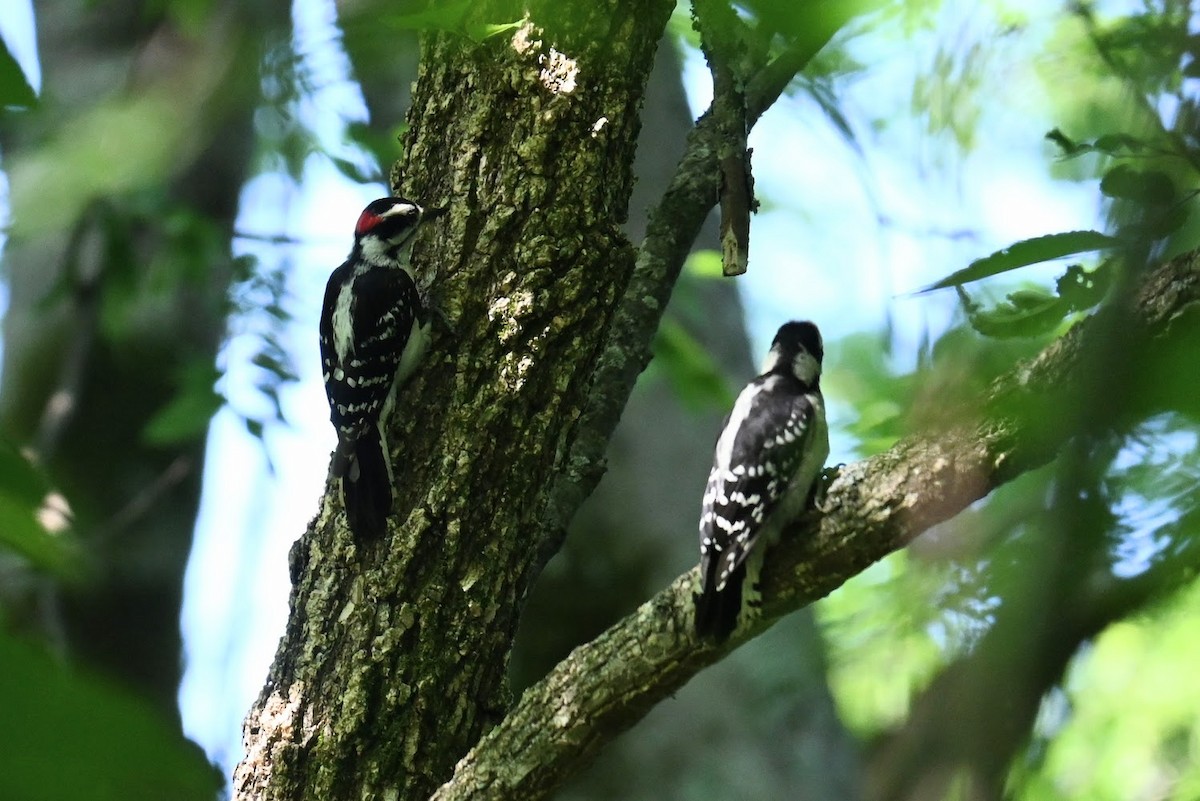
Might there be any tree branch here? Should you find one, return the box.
[435,251,1200,801]
[538,1,876,569]
[693,0,754,276]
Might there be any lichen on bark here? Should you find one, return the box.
[235,3,674,799]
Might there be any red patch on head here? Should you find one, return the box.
[355,210,383,236]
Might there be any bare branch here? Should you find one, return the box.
[693,0,754,276]
[435,252,1200,801]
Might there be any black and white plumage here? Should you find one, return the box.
[694,320,829,641]
[319,197,437,539]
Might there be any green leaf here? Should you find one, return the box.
[822,332,912,456]
[144,390,223,445]
[0,440,79,576]
[682,249,727,280]
[0,38,36,109]
[380,0,474,33]
[328,155,382,185]
[1056,262,1113,307]
[143,362,224,445]
[465,20,525,42]
[652,319,737,412]
[1092,133,1149,155]
[1137,202,1190,239]
[0,437,47,507]
[1045,130,1157,162]
[1101,165,1176,205]
[0,493,79,577]
[956,261,1115,340]
[958,286,1066,339]
[916,231,1121,293]
[380,0,521,41]
[1045,127,1083,157]
[0,631,222,801]
[244,417,265,440]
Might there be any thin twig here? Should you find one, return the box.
[92,456,194,546]
[33,201,108,461]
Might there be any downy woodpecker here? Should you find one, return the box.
[695,320,829,640]
[319,197,439,538]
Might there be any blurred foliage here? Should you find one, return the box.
[378,0,523,42]
[641,251,741,412]
[1019,579,1200,801]
[0,438,78,577]
[0,0,302,793]
[143,359,225,445]
[956,262,1113,339]
[819,550,948,735]
[650,318,739,413]
[0,629,222,801]
[4,0,1200,799]
[0,36,35,108]
[815,3,1200,796]
[825,322,1048,454]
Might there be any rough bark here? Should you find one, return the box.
[515,36,863,801]
[235,5,674,799]
[236,3,889,798]
[429,252,1200,800]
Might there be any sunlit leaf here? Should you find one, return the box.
[916,231,1120,293]
[823,332,912,455]
[683,249,727,280]
[465,20,525,42]
[0,632,221,801]
[6,63,229,238]
[380,0,519,40]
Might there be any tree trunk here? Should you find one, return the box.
[236,5,675,798]
[234,2,1200,796]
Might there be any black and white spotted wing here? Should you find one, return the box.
[698,373,821,595]
[319,259,422,460]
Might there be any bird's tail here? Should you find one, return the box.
[693,565,746,642]
[336,427,393,539]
